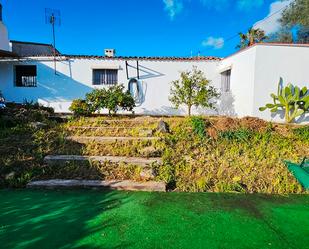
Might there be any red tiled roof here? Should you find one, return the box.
[59,54,221,61]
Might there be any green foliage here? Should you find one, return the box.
[219,128,253,143]
[190,116,207,139]
[105,85,135,115]
[293,126,309,141]
[159,119,305,193]
[280,0,309,27]
[237,27,268,49]
[277,0,309,43]
[259,79,309,123]
[69,99,92,116]
[169,67,219,116]
[85,89,108,112]
[72,85,135,116]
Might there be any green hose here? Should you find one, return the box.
[285,158,309,189]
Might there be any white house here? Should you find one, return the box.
[0,4,308,123]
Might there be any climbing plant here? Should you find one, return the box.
[259,79,309,123]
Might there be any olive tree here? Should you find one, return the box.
[169,67,219,116]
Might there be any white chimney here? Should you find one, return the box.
[104,49,116,57]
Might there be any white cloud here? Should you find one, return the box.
[163,0,267,20]
[237,0,264,11]
[254,0,292,34]
[202,36,225,49]
[163,0,184,20]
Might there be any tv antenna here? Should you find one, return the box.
[45,8,61,74]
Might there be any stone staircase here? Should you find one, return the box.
[27,118,167,192]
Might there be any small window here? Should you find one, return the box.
[15,65,37,87]
[93,69,118,85]
[221,69,231,92]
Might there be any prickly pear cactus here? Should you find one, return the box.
[259,78,309,123]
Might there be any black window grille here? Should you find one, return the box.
[15,65,37,87]
[93,69,118,85]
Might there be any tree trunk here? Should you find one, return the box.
[188,105,191,116]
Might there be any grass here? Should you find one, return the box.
[0,189,309,249]
[1,105,308,193]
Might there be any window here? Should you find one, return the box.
[92,69,118,85]
[221,69,231,92]
[15,65,37,87]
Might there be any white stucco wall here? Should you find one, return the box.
[0,57,221,114]
[0,44,308,122]
[218,46,257,118]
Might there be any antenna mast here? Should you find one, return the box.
[45,8,61,74]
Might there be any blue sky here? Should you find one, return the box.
[1,0,291,57]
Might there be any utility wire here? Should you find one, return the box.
[198,2,292,55]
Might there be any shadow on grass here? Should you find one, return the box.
[0,189,132,249]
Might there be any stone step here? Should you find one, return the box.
[44,155,163,166]
[68,126,131,130]
[66,136,160,143]
[27,179,166,192]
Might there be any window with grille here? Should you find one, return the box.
[15,65,37,87]
[92,69,118,85]
[221,69,231,92]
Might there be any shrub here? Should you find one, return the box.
[219,128,253,143]
[74,85,135,116]
[190,116,207,139]
[85,89,107,112]
[69,99,91,116]
[105,85,135,115]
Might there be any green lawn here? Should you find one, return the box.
[0,190,308,249]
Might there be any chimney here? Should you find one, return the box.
[104,48,116,57]
[0,4,2,22]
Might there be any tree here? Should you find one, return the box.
[259,78,309,123]
[279,0,309,43]
[237,28,268,49]
[280,0,309,27]
[267,28,293,43]
[169,67,219,116]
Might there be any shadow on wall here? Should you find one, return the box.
[140,105,219,116]
[127,63,165,80]
[271,110,309,123]
[141,106,185,116]
[36,61,92,103]
[217,92,237,117]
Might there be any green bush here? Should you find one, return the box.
[73,85,135,116]
[69,99,92,116]
[104,85,135,115]
[190,116,207,139]
[219,128,253,143]
[85,89,107,112]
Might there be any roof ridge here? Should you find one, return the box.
[10,40,54,47]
